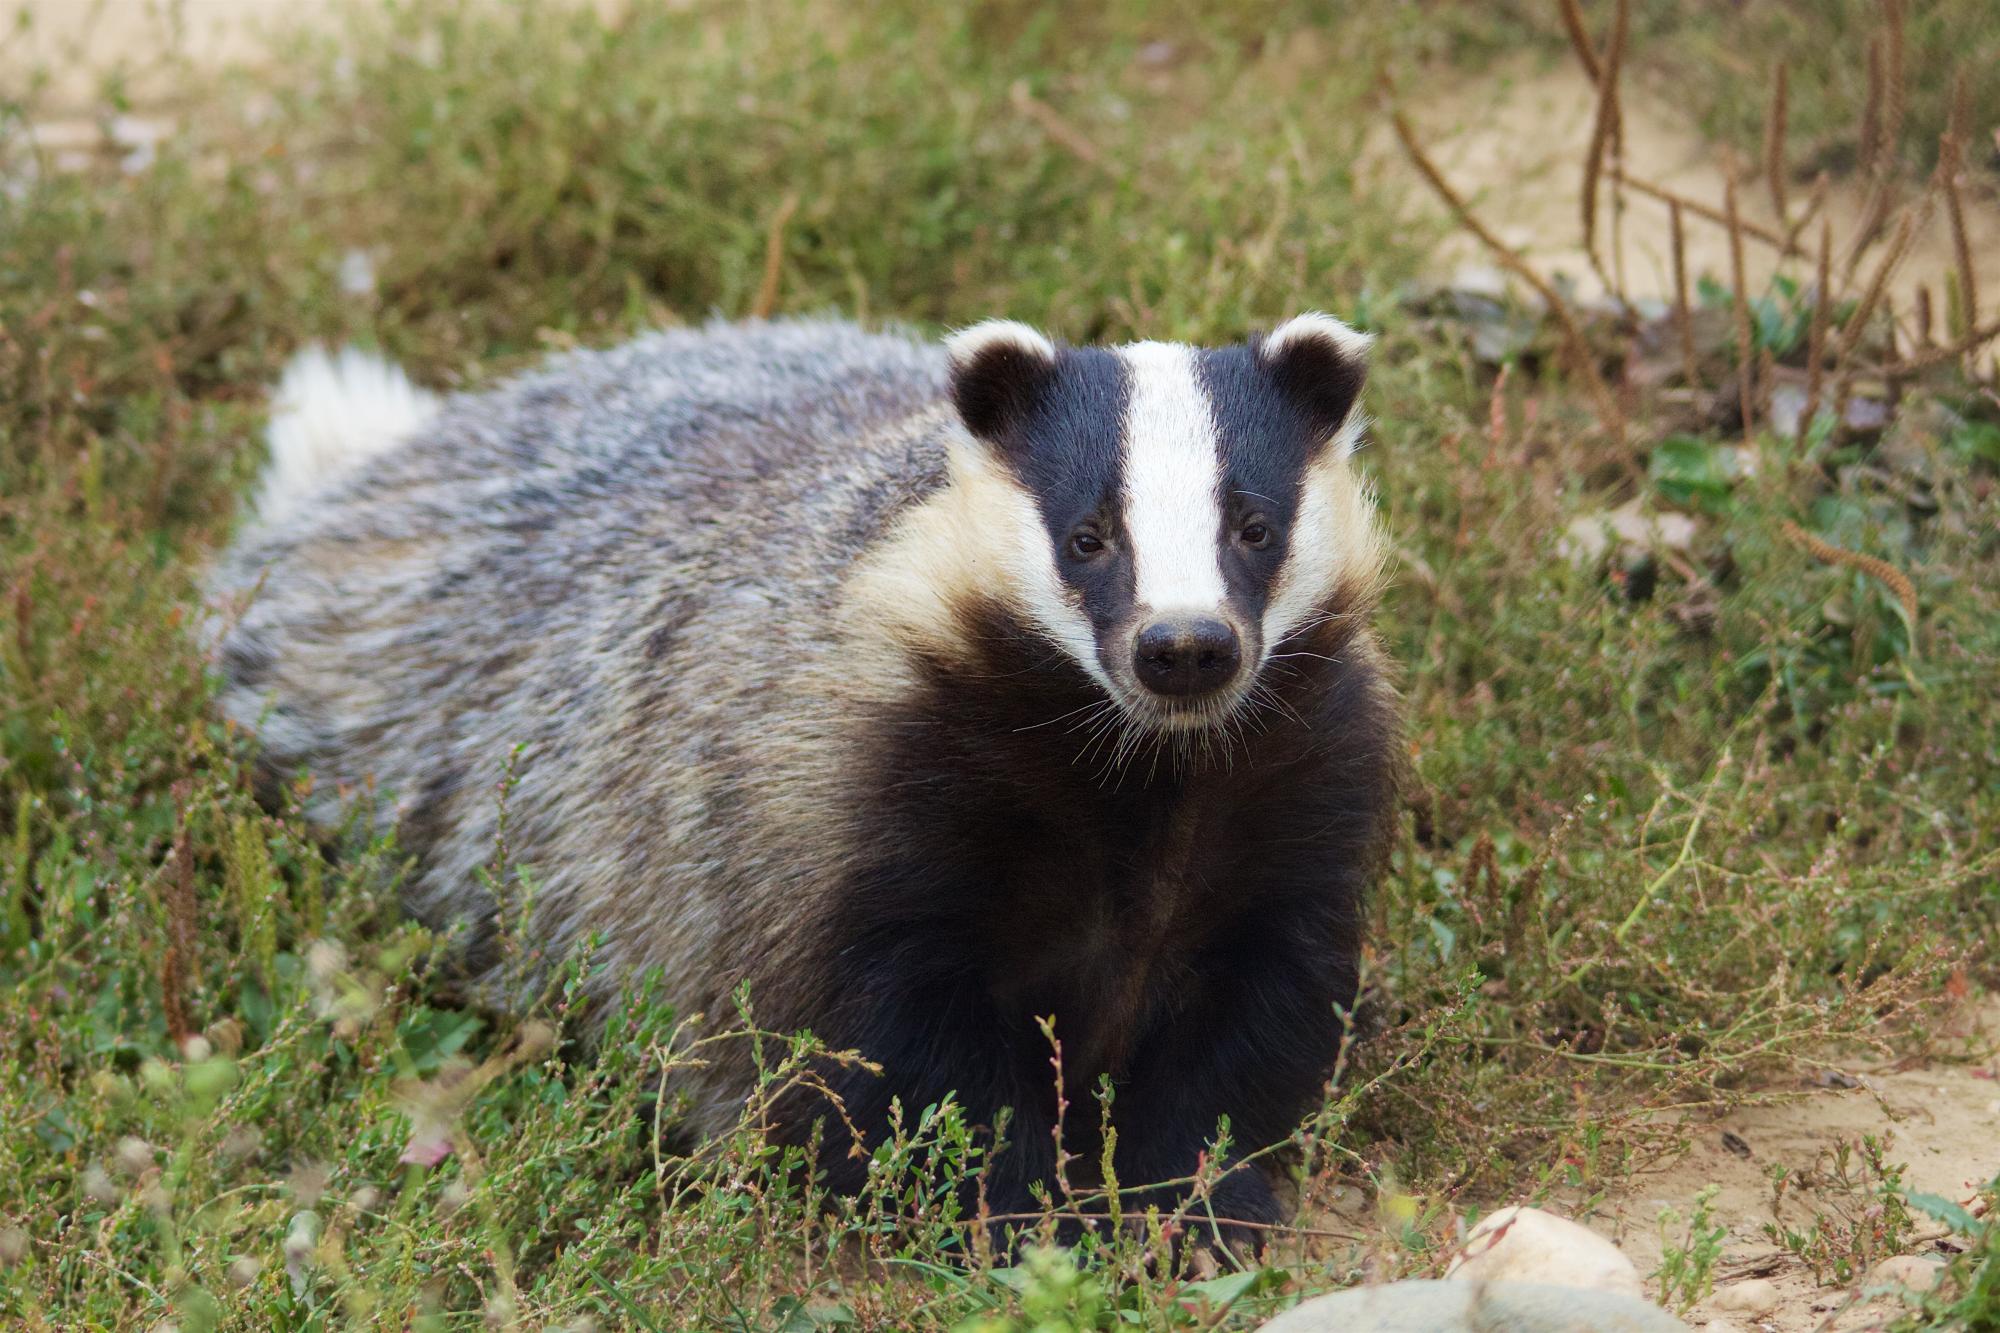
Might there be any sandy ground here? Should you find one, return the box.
[0,0,305,109]
[1367,54,2000,319]
[9,6,1999,1328]
[1584,1000,2000,1331]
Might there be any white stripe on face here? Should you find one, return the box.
[1117,342,1226,613]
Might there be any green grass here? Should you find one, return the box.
[4,1,1999,1328]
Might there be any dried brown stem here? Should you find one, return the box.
[1778,520,1917,635]
[1607,168,1801,256]
[1844,176,1898,285]
[750,192,799,321]
[1783,172,1829,255]
[1869,314,2000,378]
[1391,109,1623,435]
[1010,80,1107,170]
[1557,0,1604,83]
[1859,36,1883,171]
[1831,204,1925,430]
[1670,200,1697,385]
[1724,158,1757,444]
[1763,62,1790,225]
[1940,72,1979,337]
[1881,0,1906,171]
[161,827,198,1044]
[1801,215,1833,431]
[1580,0,1630,284]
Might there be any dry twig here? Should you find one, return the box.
[1607,168,1802,256]
[1778,520,1918,638]
[1390,109,1624,436]
[1763,62,1790,225]
[1557,0,1604,84]
[1580,0,1630,290]
[1010,80,1107,170]
[1830,202,1927,426]
[1723,158,1757,443]
[1939,71,1979,337]
[750,192,800,320]
[1670,200,1696,384]
[1802,216,1833,430]
[1870,315,2000,379]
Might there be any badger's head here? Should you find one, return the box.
[932,313,1384,746]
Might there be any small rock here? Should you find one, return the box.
[1867,1254,1944,1292]
[1709,1279,1779,1316]
[1256,1279,1687,1332]
[1559,503,1698,568]
[1445,1206,1646,1301]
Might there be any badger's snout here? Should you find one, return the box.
[1131,615,1242,699]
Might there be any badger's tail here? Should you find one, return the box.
[252,345,439,527]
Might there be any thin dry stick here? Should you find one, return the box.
[1939,72,1979,338]
[1784,171,1829,254]
[1870,314,2000,378]
[1881,0,1906,168]
[1557,0,1604,83]
[1763,61,1790,225]
[749,192,800,320]
[1847,2,1907,280]
[1779,520,1918,637]
[1010,80,1107,171]
[1723,158,1757,444]
[1670,200,1698,384]
[1802,216,1833,430]
[1858,35,1883,170]
[1830,204,1925,431]
[1606,168,1801,255]
[1914,284,1934,348]
[1580,0,1630,286]
[1390,109,1624,436]
[160,827,198,1044]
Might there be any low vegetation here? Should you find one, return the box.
[2,1,1995,1328]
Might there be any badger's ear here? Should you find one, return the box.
[1257,312,1372,450]
[945,319,1058,443]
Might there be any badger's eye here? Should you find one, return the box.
[1239,522,1271,549]
[1069,531,1105,558]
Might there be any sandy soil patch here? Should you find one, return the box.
[1590,999,1999,1331]
[1368,55,2000,317]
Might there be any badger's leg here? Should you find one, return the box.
[1110,900,1361,1252]
[783,927,1065,1228]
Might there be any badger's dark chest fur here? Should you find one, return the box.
[818,604,1395,1131]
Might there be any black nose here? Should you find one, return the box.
[1132,616,1242,698]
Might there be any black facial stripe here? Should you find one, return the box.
[982,348,1138,648]
[1194,347,1320,619]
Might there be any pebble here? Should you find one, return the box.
[1559,502,1699,567]
[1255,1279,1687,1333]
[1445,1205,1646,1301]
[1708,1278,1778,1316]
[1867,1254,1944,1292]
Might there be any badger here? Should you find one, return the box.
[209,314,1400,1238]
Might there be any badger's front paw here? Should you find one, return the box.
[1187,1166,1285,1260]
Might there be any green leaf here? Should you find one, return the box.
[1648,435,1734,511]
[1178,1266,1285,1310]
[1904,1190,1982,1236]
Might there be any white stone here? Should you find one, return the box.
[1444,1206,1645,1301]
[1256,1279,1687,1333]
[1867,1255,1944,1292]
[1559,502,1698,567]
[1708,1279,1779,1316]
